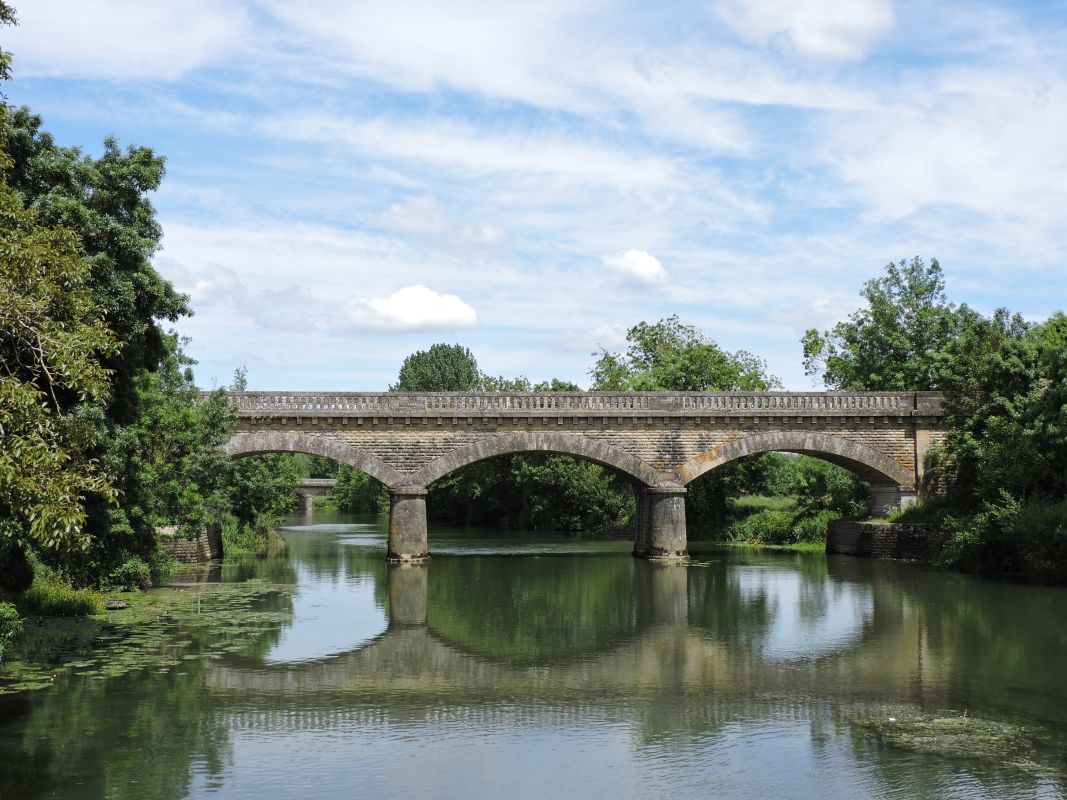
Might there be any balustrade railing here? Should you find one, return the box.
[218,391,943,417]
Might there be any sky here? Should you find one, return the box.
[6,0,1067,390]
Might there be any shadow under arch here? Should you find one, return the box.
[222,430,405,488]
[411,431,669,488]
[677,430,913,488]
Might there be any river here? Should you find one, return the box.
[1,511,1065,799]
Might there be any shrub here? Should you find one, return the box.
[147,546,177,586]
[722,508,839,545]
[890,499,950,524]
[939,495,1067,580]
[24,577,103,616]
[221,512,285,556]
[725,509,794,544]
[103,556,152,591]
[0,602,23,663]
[792,509,841,542]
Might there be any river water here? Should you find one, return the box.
[1,511,1065,799]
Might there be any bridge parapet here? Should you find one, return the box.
[223,391,944,418]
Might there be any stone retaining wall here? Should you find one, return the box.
[158,524,223,563]
[826,520,941,561]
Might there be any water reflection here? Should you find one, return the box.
[729,565,874,661]
[0,513,1064,800]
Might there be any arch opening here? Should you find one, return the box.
[223,431,404,488]
[413,432,666,488]
[417,441,651,535]
[678,431,913,489]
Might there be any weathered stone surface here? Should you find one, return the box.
[388,489,429,563]
[158,523,223,563]
[827,520,941,561]
[219,391,947,560]
[633,486,688,559]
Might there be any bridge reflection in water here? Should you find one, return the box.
[6,519,1065,800]
[204,545,944,717]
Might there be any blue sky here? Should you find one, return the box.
[7,0,1067,390]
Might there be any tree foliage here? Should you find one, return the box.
[392,343,481,392]
[802,257,970,391]
[811,257,1067,579]
[0,148,118,558]
[332,466,388,513]
[3,108,188,422]
[591,315,780,392]
[930,311,1067,511]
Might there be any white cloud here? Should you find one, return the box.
[343,285,478,331]
[168,264,246,307]
[8,0,248,79]
[716,0,895,60]
[263,114,678,190]
[601,250,668,286]
[376,196,505,247]
[823,69,1067,225]
[262,0,599,111]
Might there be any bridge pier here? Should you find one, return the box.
[297,493,315,515]
[633,485,689,560]
[869,485,918,517]
[388,487,429,563]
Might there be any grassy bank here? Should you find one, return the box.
[695,495,846,548]
[220,513,287,556]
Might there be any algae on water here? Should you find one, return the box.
[0,583,294,697]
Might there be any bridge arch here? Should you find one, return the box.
[677,431,913,488]
[412,432,670,488]
[222,431,405,488]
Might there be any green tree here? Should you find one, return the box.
[3,108,187,423]
[591,316,779,391]
[801,257,971,391]
[332,466,388,513]
[799,256,1067,578]
[392,343,481,392]
[932,310,1067,509]
[0,2,14,84]
[0,148,119,577]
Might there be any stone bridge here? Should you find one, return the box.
[220,391,946,561]
[295,478,337,514]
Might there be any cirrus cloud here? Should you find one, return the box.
[716,0,895,60]
[7,0,248,80]
[343,285,478,331]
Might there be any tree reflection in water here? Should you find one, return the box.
[0,516,1064,799]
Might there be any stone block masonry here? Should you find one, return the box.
[158,523,223,563]
[827,520,942,561]
[217,391,946,562]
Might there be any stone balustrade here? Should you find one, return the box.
[220,390,944,418]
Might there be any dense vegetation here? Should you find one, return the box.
[805,258,1067,581]
[0,6,306,627]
